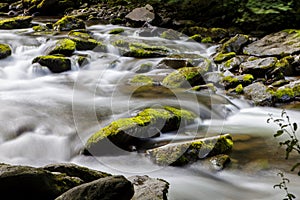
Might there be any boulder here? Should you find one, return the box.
[243,82,273,106]
[239,57,277,78]
[83,106,196,155]
[68,30,106,51]
[125,4,155,27]
[109,28,125,34]
[42,163,111,183]
[55,176,134,200]
[53,16,85,31]
[208,154,231,171]
[146,134,233,166]
[0,163,83,200]
[123,42,170,58]
[156,58,193,69]
[0,43,11,59]
[222,74,254,89]
[32,55,71,73]
[213,52,236,63]
[219,34,249,54]
[0,16,32,29]
[243,30,300,57]
[128,175,169,200]
[129,75,154,86]
[47,39,76,56]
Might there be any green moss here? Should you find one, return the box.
[243,74,254,83]
[130,75,153,86]
[223,76,238,84]
[161,29,181,40]
[214,52,236,63]
[0,43,11,59]
[275,88,294,99]
[68,30,105,51]
[48,39,76,56]
[53,16,85,31]
[283,29,300,38]
[164,106,196,121]
[189,34,202,42]
[112,39,129,48]
[201,37,213,43]
[235,84,243,94]
[108,28,125,34]
[0,16,32,29]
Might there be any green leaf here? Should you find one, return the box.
[293,123,297,131]
[274,130,284,137]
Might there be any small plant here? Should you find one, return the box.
[267,109,300,175]
[273,172,296,200]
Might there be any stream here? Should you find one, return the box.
[0,19,300,199]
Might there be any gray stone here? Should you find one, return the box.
[125,5,155,27]
[244,82,273,106]
[240,57,277,78]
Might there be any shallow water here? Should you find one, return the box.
[0,22,299,199]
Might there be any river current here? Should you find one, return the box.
[0,20,299,199]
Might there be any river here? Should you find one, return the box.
[0,20,299,200]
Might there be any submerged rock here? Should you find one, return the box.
[83,106,196,155]
[32,55,71,73]
[68,30,106,51]
[130,75,154,86]
[0,163,83,200]
[146,134,233,166]
[55,176,134,200]
[243,30,300,57]
[47,39,76,56]
[53,16,85,31]
[0,43,11,59]
[128,175,169,200]
[0,16,32,29]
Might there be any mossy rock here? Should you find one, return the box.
[160,29,181,40]
[32,55,71,73]
[146,134,233,166]
[214,52,236,63]
[275,56,295,76]
[0,43,11,59]
[219,34,249,54]
[0,16,32,29]
[240,57,277,78]
[108,28,125,34]
[83,106,196,155]
[162,67,207,88]
[53,16,85,31]
[130,75,154,86]
[68,30,106,51]
[123,43,170,58]
[47,39,76,56]
[186,26,228,42]
[222,74,254,89]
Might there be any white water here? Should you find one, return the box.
[0,23,299,199]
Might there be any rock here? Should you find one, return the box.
[275,55,295,76]
[146,134,233,166]
[122,42,170,58]
[243,30,300,57]
[0,163,83,200]
[32,55,71,73]
[53,16,85,31]
[243,82,273,106]
[162,66,208,88]
[213,52,236,63]
[83,106,196,155]
[128,175,169,200]
[0,16,32,29]
[109,28,125,34]
[55,175,134,200]
[42,163,111,183]
[240,57,277,78]
[130,75,154,86]
[125,4,155,27]
[0,43,11,59]
[0,3,9,12]
[219,34,249,53]
[68,30,106,51]
[161,29,181,40]
[186,27,229,42]
[47,39,76,56]
[156,58,193,69]
[36,0,79,15]
[222,74,254,89]
[209,154,231,171]
[220,56,248,72]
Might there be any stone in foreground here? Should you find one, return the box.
[32,55,71,73]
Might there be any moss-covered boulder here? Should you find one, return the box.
[243,30,300,57]
[32,55,71,73]
[156,58,193,69]
[239,57,277,78]
[0,163,83,200]
[123,42,170,58]
[219,34,249,54]
[220,56,248,72]
[270,80,300,103]
[53,16,85,31]
[146,134,233,166]
[108,28,125,34]
[0,16,32,29]
[47,39,76,56]
[161,29,181,40]
[213,52,236,63]
[130,75,154,86]
[162,66,208,88]
[55,176,134,200]
[68,30,106,51]
[0,43,11,59]
[222,74,254,89]
[185,26,229,43]
[83,106,196,155]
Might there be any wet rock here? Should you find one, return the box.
[203,71,224,86]
[55,175,134,200]
[109,28,125,34]
[240,57,277,78]
[53,16,85,31]
[156,58,193,69]
[146,134,233,166]
[243,30,300,57]
[128,175,169,200]
[162,66,208,88]
[83,106,196,155]
[185,27,229,43]
[68,30,105,51]
[222,74,254,89]
[130,75,154,86]
[32,55,71,73]
[0,43,11,59]
[47,39,76,56]
[0,163,83,200]
[0,16,32,29]
[209,154,231,171]
[214,52,236,63]
[161,29,181,40]
[275,55,295,76]
[125,4,155,27]
[122,42,170,58]
[219,34,249,54]
[220,56,248,72]
[42,163,111,183]
[243,82,273,106]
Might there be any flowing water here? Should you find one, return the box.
[0,20,300,199]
